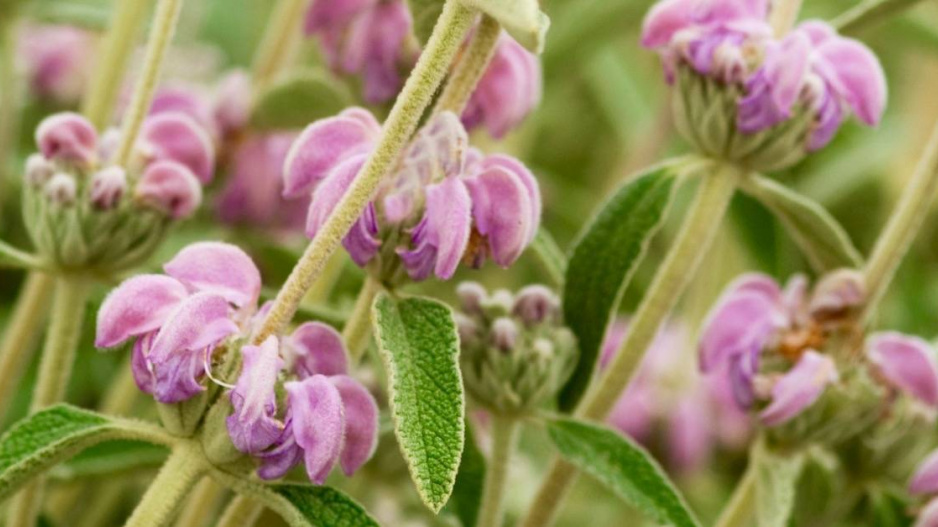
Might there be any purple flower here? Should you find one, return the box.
[148,85,218,138]
[138,112,216,183]
[20,25,94,105]
[134,161,203,219]
[95,242,260,403]
[36,112,98,167]
[911,448,938,495]
[759,350,838,426]
[304,0,415,104]
[462,33,542,138]
[867,332,938,408]
[213,70,253,137]
[227,336,284,453]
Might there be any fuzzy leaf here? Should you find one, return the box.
[443,422,486,527]
[0,405,171,500]
[372,293,465,513]
[407,0,444,45]
[547,418,700,527]
[49,441,169,481]
[558,167,678,411]
[272,484,380,527]
[753,441,805,527]
[740,175,863,273]
[461,0,550,53]
[251,69,353,130]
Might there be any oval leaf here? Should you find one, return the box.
[547,418,701,527]
[559,167,678,411]
[740,174,863,273]
[461,0,550,53]
[371,293,465,513]
[251,69,353,131]
[0,405,172,500]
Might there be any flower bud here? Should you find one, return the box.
[513,285,559,326]
[25,154,54,187]
[135,160,203,219]
[492,317,519,352]
[214,70,253,136]
[35,112,98,167]
[138,113,216,183]
[89,167,127,210]
[456,281,488,314]
[44,173,77,205]
[808,269,866,323]
[911,448,938,495]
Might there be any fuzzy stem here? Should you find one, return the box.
[81,0,151,130]
[520,163,740,527]
[834,0,928,35]
[344,277,382,363]
[714,461,757,527]
[434,14,499,116]
[770,0,804,35]
[216,495,264,527]
[253,0,477,344]
[250,0,307,92]
[124,442,207,527]
[6,276,90,527]
[862,120,938,323]
[0,18,20,186]
[173,478,225,527]
[112,0,184,168]
[476,415,521,527]
[0,273,55,424]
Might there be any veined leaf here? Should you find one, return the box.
[251,69,353,130]
[558,166,678,411]
[443,422,486,527]
[372,293,465,513]
[461,0,550,53]
[547,418,700,527]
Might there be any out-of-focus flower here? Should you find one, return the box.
[868,333,938,408]
[19,24,96,105]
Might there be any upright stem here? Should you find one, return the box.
[251,0,307,92]
[343,277,382,364]
[6,276,90,527]
[81,0,151,130]
[714,460,757,527]
[113,0,184,168]
[216,495,263,527]
[0,18,20,185]
[770,0,804,35]
[834,0,928,35]
[253,0,477,344]
[434,14,499,116]
[520,164,740,527]
[124,442,207,527]
[173,478,225,527]
[862,119,938,323]
[0,273,55,424]
[476,415,521,527]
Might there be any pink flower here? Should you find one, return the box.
[868,332,938,408]
[911,448,938,495]
[20,25,95,105]
[758,350,838,426]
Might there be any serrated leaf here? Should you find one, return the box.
[547,418,700,527]
[407,0,444,45]
[372,293,465,513]
[740,174,862,273]
[0,405,171,500]
[753,441,805,527]
[49,440,169,481]
[251,69,353,130]
[443,422,486,527]
[558,167,678,411]
[461,0,550,53]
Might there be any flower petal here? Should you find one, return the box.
[399,175,472,280]
[464,165,534,268]
[227,336,285,453]
[867,332,938,407]
[286,376,346,484]
[286,322,349,378]
[759,351,838,427]
[304,0,375,33]
[911,448,938,495]
[35,112,97,166]
[698,282,780,373]
[812,32,887,126]
[95,275,188,348]
[163,241,262,308]
[139,113,216,183]
[134,160,203,219]
[330,375,378,475]
[475,154,541,244]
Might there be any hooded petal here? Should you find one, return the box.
[283,109,379,199]
[915,497,938,527]
[398,175,472,280]
[698,282,780,372]
[149,86,216,135]
[475,154,541,244]
[464,165,534,268]
[213,70,253,136]
[35,112,97,166]
[257,426,303,480]
[304,0,376,34]
[811,31,887,126]
[139,113,216,182]
[330,375,378,475]
[305,153,369,240]
[342,202,381,267]
[350,1,413,104]
[737,32,811,133]
[164,242,262,308]
[641,0,769,48]
[227,336,285,453]
[285,376,346,484]
[95,275,189,348]
[867,332,938,407]
[134,160,203,219]
[911,449,938,495]
[286,322,349,378]
[759,351,838,427]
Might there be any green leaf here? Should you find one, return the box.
[443,422,486,527]
[753,441,805,527]
[49,440,169,481]
[461,0,550,53]
[740,175,863,273]
[558,167,678,411]
[371,293,465,513]
[547,418,700,527]
[867,487,914,527]
[0,405,172,500]
[529,228,566,287]
[407,0,444,45]
[250,69,353,130]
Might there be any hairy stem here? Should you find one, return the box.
[216,494,263,527]
[253,0,477,344]
[344,277,382,364]
[476,415,521,527]
[435,14,499,116]
[251,0,307,92]
[81,0,151,130]
[714,460,756,527]
[173,478,225,527]
[124,442,207,527]
[0,18,20,186]
[834,0,928,35]
[113,0,184,168]
[0,273,55,424]
[520,163,740,527]
[862,120,938,322]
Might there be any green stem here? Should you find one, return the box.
[518,459,579,527]
[343,276,382,364]
[0,272,55,424]
[81,0,151,130]
[833,0,928,35]
[253,0,477,344]
[862,119,938,323]
[101,358,143,416]
[124,442,207,527]
[769,0,803,35]
[520,163,740,527]
[434,14,500,116]
[0,18,20,186]
[113,0,184,168]
[476,415,520,527]
[216,494,264,527]
[714,461,757,527]
[173,478,225,527]
[250,0,307,92]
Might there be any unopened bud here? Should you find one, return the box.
[809,269,866,323]
[89,167,127,210]
[457,281,487,314]
[44,173,77,205]
[492,318,519,352]
[25,154,54,187]
[135,160,203,219]
[513,285,559,326]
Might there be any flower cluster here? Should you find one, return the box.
[641,0,886,169]
[700,271,938,429]
[22,111,213,270]
[284,109,541,285]
[456,282,577,414]
[95,242,378,483]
